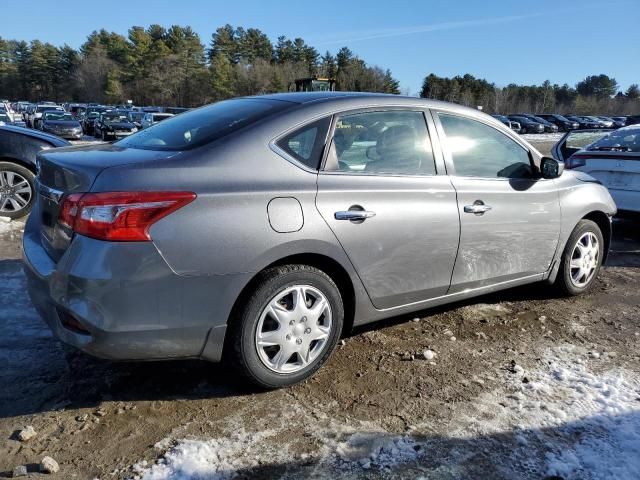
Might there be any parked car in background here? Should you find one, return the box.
[611,116,628,127]
[23,93,616,389]
[536,114,580,132]
[40,111,83,139]
[81,111,101,136]
[140,112,174,129]
[94,111,138,140]
[0,125,70,218]
[29,104,65,129]
[583,116,613,128]
[566,115,603,129]
[597,116,625,129]
[553,125,640,214]
[508,115,545,134]
[126,111,145,130]
[625,115,640,126]
[491,114,521,133]
[518,114,559,133]
[0,113,13,126]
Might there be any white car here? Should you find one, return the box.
[553,125,640,213]
[140,112,174,129]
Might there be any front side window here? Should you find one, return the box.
[276,117,331,170]
[326,110,435,175]
[438,113,532,178]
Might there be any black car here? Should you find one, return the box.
[611,116,628,127]
[81,110,104,135]
[521,114,559,133]
[508,115,545,134]
[41,111,83,140]
[0,125,70,218]
[491,114,521,133]
[535,114,580,132]
[625,115,640,126]
[566,115,603,129]
[94,111,138,140]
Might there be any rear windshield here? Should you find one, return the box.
[586,127,640,152]
[116,98,292,151]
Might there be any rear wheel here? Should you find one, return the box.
[229,265,344,389]
[555,220,604,295]
[0,162,35,219]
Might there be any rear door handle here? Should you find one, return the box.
[334,209,376,221]
[464,201,492,215]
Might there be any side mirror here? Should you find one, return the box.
[540,157,564,179]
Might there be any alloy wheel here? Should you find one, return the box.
[569,232,600,288]
[0,170,32,214]
[255,285,332,374]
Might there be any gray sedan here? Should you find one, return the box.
[23,93,616,388]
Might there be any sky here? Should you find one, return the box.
[2,0,639,95]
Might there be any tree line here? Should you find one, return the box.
[420,73,639,115]
[0,24,400,106]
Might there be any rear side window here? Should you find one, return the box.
[276,117,331,169]
[116,99,292,151]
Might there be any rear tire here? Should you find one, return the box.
[0,162,35,219]
[228,264,344,389]
[554,220,604,296]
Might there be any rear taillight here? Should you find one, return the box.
[58,191,196,241]
[565,155,587,170]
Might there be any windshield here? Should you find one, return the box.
[103,114,129,122]
[554,115,570,122]
[116,98,292,151]
[44,112,74,121]
[586,127,640,152]
[37,106,63,113]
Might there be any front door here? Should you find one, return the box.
[434,111,561,292]
[316,109,460,309]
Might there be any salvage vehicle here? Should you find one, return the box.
[0,125,70,218]
[536,114,580,132]
[491,114,521,133]
[94,111,138,140]
[23,93,616,389]
[140,112,174,129]
[552,125,639,213]
[40,111,83,140]
[508,115,545,134]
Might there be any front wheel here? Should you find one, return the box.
[0,162,35,219]
[229,265,344,389]
[555,219,604,295]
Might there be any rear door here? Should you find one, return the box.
[433,111,561,292]
[316,109,460,310]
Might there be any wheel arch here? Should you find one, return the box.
[220,252,357,362]
[582,210,612,264]
[0,156,36,173]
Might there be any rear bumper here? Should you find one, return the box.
[22,210,250,362]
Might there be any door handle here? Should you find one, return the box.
[464,201,492,215]
[334,209,376,221]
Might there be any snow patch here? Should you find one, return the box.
[133,345,640,479]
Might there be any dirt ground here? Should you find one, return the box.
[1,137,639,480]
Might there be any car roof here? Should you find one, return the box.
[243,91,490,118]
[0,125,71,146]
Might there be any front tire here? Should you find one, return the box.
[555,219,604,295]
[229,265,344,389]
[0,162,35,219]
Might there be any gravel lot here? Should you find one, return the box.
[1,136,639,480]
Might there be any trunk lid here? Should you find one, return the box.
[36,143,177,261]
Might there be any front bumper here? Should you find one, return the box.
[21,209,247,362]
